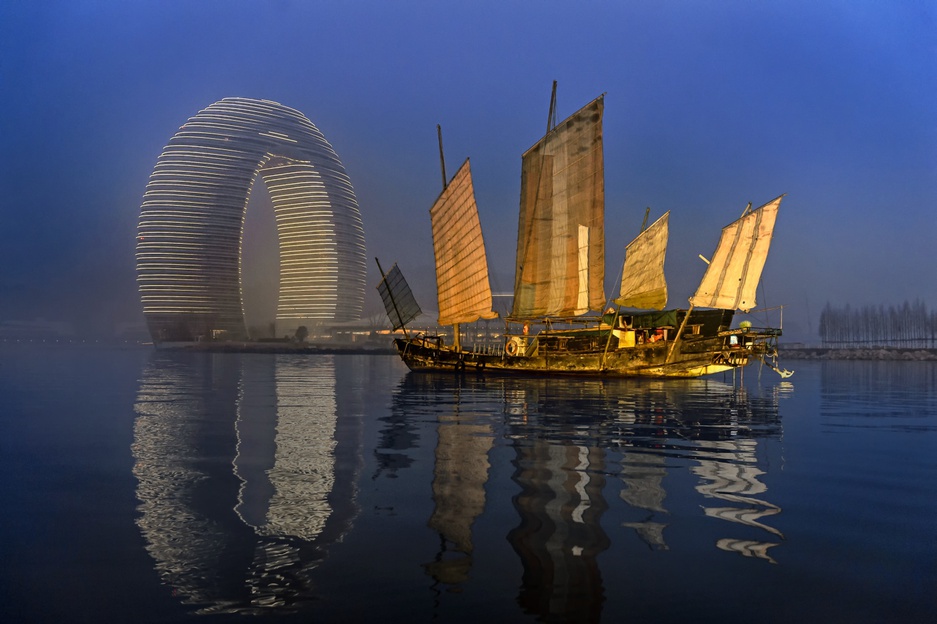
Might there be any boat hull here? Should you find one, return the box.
[392,329,778,379]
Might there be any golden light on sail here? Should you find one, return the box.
[616,211,669,310]
[430,159,497,326]
[690,196,783,312]
[512,96,605,318]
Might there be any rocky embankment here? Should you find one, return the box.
[781,347,937,361]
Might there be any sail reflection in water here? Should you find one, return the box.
[506,418,610,622]
[428,390,493,584]
[391,373,786,622]
[130,352,787,620]
[131,353,361,614]
[386,375,495,587]
[610,380,786,561]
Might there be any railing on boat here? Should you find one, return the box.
[469,340,505,357]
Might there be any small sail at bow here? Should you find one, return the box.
[690,195,783,312]
[512,96,605,318]
[430,159,497,326]
[616,211,669,310]
[377,263,422,330]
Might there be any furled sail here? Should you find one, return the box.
[689,195,783,312]
[430,159,498,326]
[377,263,422,330]
[615,211,669,309]
[511,96,605,318]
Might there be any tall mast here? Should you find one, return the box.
[437,124,447,191]
[546,80,558,134]
[435,124,460,351]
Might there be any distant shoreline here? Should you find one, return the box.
[781,346,937,361]
[155,341,398,355]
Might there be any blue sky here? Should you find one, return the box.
[1,1,934,341]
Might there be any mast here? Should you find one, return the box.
[437,125,459,351]
[430,129,497,350]
[437,124,447,192]
[546,80,558,134]
[512,88,606,319]
[666,303,693,364]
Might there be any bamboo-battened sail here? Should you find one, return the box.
[377,263,422,330]
[512,96,605,318]
[689,195,783,312]
[430,159,498,326]
[615,211,669,309]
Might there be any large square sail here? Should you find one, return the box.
[512,96,605,318]
[690,196,783,312]
[616,211,669,310]
[430,159,497,326]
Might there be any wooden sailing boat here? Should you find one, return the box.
[377,86,790,378]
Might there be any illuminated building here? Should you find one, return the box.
[136,97,366,342]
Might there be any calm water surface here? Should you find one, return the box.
[1,344,935,623]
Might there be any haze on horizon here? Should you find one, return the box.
[1,1,934,344]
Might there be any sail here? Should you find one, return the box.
[512,96,605,318]
[615,211,669,309]
[689,195,783,312]
[376,263,422,330]
[430,159,498,326]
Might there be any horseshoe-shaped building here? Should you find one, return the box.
[136,98,367,343]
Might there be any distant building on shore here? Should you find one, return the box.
[136,98,366,344]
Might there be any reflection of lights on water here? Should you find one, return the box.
[235,358,337,540]
[777,381,795,397]
[132,354,356,614]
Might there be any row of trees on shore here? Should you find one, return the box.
[819,300,937,347]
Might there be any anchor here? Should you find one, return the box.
[763,354,794,378]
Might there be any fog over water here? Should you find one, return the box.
[1,2,934,344]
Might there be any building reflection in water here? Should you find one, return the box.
[131,353,361,615]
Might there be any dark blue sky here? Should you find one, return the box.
[1,1,934,340]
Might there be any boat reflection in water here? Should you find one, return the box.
[608,378,787,562]
[505,397,610,623]
[132,352,785,619]
[394,373,786,622]
[131,353,362,615]
[427,393,493,585]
